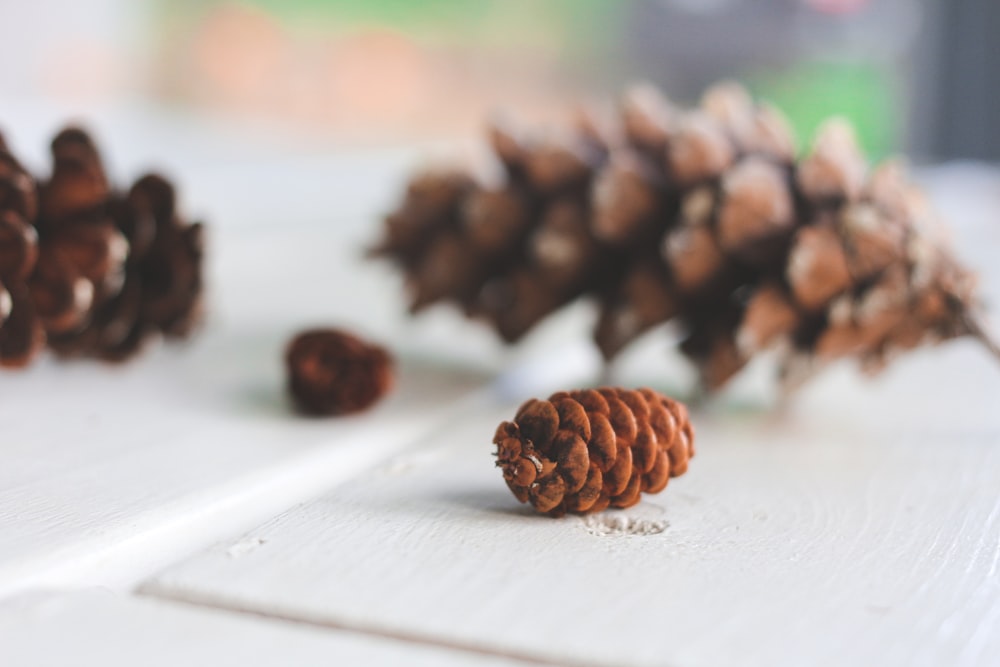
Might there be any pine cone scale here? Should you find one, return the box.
[0,283,44,367]
[586,412,617,472]
[0,211,38,281]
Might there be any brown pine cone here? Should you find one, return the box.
[286,328,395,416]
[0,125,205,367]
[494,387,694,517]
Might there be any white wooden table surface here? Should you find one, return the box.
[1,102,999,666]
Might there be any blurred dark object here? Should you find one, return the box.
[285,328,394,416]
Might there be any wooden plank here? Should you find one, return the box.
[143,350,1000,667]
[0,222,491,597]
[0,591,524,667]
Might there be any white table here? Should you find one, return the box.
[1,103,999,666]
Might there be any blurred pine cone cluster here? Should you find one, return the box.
[374,81,997,392]
[0,128,204,368]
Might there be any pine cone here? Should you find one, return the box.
[376,81,999,393]
[286,328,394,416]
[494,387,694,517]
[0,126,206,367]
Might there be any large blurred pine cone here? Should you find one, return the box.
[0,127,204,368]
[494,387,694,516]
[373,82,999,392]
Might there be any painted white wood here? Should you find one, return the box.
[0,221,493,597]
[0,591,523,667]
[143,349,1000,667]
[0,111,996,666]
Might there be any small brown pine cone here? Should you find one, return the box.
[285,328,394,416]
[494,387,694,517]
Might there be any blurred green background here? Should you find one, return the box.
[1,0,996,162]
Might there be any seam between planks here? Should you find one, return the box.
[0,384,499,601]
[137,586,650,667]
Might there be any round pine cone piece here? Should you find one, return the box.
[494,387,694,517]
[285,328,394,416]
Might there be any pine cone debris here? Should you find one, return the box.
[286,328,394,416]
[374,81,1000,393]
[494,387,694,517]
[0,126,204,368]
